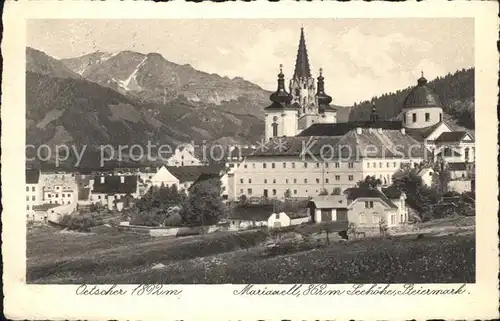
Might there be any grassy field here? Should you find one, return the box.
[27,216,475,284]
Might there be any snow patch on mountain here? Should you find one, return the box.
[117,56,148,91]
[100,52,119,62]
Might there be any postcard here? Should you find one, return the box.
[2,1,499,319]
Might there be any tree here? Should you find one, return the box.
[391,169,439,218]
[180,178,227,227]
[357,176,382,189]
[284,189,292,199]
[318,188,328,196]
[238,194,248,205]
[331,187,342,195]
[431,160,451,196]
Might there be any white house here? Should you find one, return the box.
[418,167,435,187]
[307,186,408,230]
[149,166,180,188]
[166,144,204,167]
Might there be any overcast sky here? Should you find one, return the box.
[28,19,474,105]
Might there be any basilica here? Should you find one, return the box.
[228,28,475,201]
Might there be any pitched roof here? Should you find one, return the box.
[248,128,426,159]
[26,169,40,184]
[308,195,348,209]
[293,28,312,79]
[403,122,442,142]
[343,187,398,209]
[448,162,468,171]
[381,186,404,199]
[92,175,138,194]
[298,121,402,137]
[434,131,472,143]
[167,164,224,183]
[228,204,274,221]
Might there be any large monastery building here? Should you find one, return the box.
[226,27,475,201]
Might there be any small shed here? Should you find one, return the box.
[307,195,349,223]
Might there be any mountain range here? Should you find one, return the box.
[26,47,280,167]
[26,47,474,168]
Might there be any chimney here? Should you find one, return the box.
[100,176,105,184]
[356,127,362,134]
[120,176,125,183]
[401,128,406,135]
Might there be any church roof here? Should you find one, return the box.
[403,75,443,108]
[298,121,402,137]
[248,127,426,159]
[293,28,312,79]
[265,65,294,109]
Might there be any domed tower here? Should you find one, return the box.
[289,27,316,116]
[316,68,337,124]
[264,65,299,141]
[402,72,444,129]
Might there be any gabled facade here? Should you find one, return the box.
[166,144,204,167]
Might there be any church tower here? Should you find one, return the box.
[402,72,444,129]
[289,28,317,122]
[264,65,300,141]
[316,68,337,123]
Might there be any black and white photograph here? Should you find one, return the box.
[2,1,499,319]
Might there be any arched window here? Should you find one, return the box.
[303,97,307,106]
[272,123,278,137]
[295,88,300,96]
[465,147,470,161]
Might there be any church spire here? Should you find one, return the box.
[293,27,312,79]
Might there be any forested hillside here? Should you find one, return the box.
[349,68,474,129]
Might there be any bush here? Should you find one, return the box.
[60,212,103,232]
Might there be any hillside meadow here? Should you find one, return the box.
[27,216,475,284]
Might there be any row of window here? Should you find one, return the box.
[358,213,408,225]
[26,186,36,192]
[241,188,307,196]
[404,112,443,124]
[243,162,355,169]
[239,175,355,185]
[46,193,72,198]
[47,200,71,205]
[367,161,400,169]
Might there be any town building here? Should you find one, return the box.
[26,169,42,220]
[307,186,408,230]
[165,144,204,167]
[89,175,139,209]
